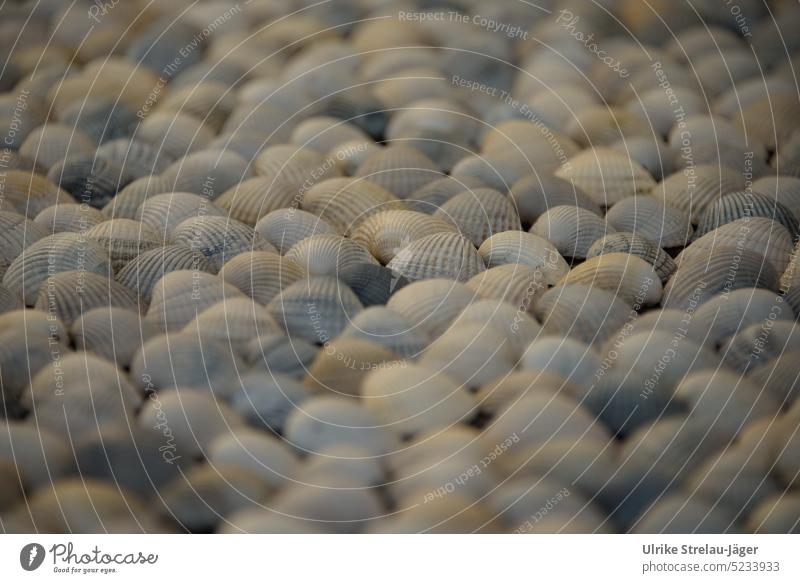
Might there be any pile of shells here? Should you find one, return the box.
[1,0,800,534]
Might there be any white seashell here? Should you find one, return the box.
[434,188,522,246]
[694,191,800,241]
[183,297,282,347]
[351,210,457,264]
[587,232,677,283]
[721,321,800,373]
[605,196,693,248]
[298,444,384,488]
[304,337,401,396]
[407,175,487,214]
[253,145,340,189]
[566,106,652,147]
[338,306,429,359]
[229,371,311,433]
[520,336,602,391]
[747,349,800,405]
[284,234,377,276]
[478,230,569,284]
[115,244,212,302]
[71,306,159,368]
[34,203,104,234]
[268,483,383,534]
[255,208,337,254]
[451,298,542,358]
[218,251,305,305]
[0,211,47,273]
[137,112,215,160]
[530,204,613,259]
[509,173,599,226]
[651,164,746,224]
[386,232,485,283]
[291,116,369,153]
[466,263,547,312]
[19,123,95,169]
[137,191,227,235]
[556,252,663,307]
[386,278,475,339]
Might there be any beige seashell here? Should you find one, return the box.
[466,263,547,312]
[0,420,71,489]
[520,336,603,391]
[509,173,599,226]
[566,106,652,147]
[218,251,305,305]
[387,278,475,339]
[291,116,369,153]
[770,400,800,489]
[327,139,380,176]
[433,188,521,246]
[0,170,75,218]
[587,232,677,283]
[390,455,499,507]
[254,208,338,255]
[452,299,542,357]
[721,321,800,372]
[530,204,614,260]
[136,112,215,160]
[19,123,95,169]
[626,86,707,137]
[266,276,363,344]
[215,176,302,226]
[208,429,299,490]
[0,211,47,273]
[296,443,384,489]
[605,196,693,248]
[284,234,377,276]
[101,175,172,220]
[384,425,486,475]
[651,164,746,224]
[747,349,800,405]
[183,297,282,346]
[304,337,401,396]
[71,306,159,368]
[557,253,662,307]
[555,148,656,206]
[610,136,675,181]
[115,244,212,303]
[450,149,540,193]
[386,232,485,283]
[85,218,163,271]
[407,175,487,214]
[137,191,227,235]
[351,210,457,264]
[157,81,237,132]
[478,230,569,284]
[229,371,311,432]
[694,191,800,241]
[253,145,341,189]
[34,203,105,234]
[751,175,800,219]
[161,149,251,199]
[737,92,800,151]
[367,491,499,533]
[338,306,430,359]
[481,119,580,155]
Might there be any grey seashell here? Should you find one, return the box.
[747,349,800,405]
[137,112,215,160]
[386,232,485,283]
[245,334,318,379]
[351,210,457,264]
[161,149,252,199]
[86,218,163,271]
[253,145,340,190]
[291,116,369,154]
[61,99,139,144]
[481,119,579,156]
[556,253,662,307]
[508,173,599,227]
[737,92,800,151]
[338,306,429,358]
[218,251,305,305]
[449,299,542,359]
[390,455,498,507]
[466,263,547,311]
[208,429,299,490]
[609,137,673,180]
[626,86,706,137]
[19,123,95,169]
[126,20,204,78]
[407,175,487,214]
[208,131,271,162]
[434,188,521,246]
[47,154,134,208]
[0,170,75,218]
[96,138,173,179]
[145,270,246,333]
[367,491,498,533]
[137,192,227,235]
[230,371,311,433]
[520,336,603,391]
[24,353,139,438]
[34,202,105,234]
[304,337,400,396]
[662,248,780,310]
[555,148,657,206]
[297,443,384,489]
[316,86,389,139]
[751,175,800,219]
[606,196,693,248]
[566,106,652,147]
[694,191,800,241]
[0,211,47,272]
[587,232,677,283]
[720,321,800,373]
[385,425,486,475]
[387,278,475,340]
[0,92,47,148]
[3,233,112,305]
[158,82,237,132]
[0,283,22,313]
[651,164,747,224]
[116,245,212,303]
[215,176,299,226]
[0,420,71,489]
[450,149,538,193]
[667,114,766,159]
[530,204,613,259]
[747,492,800,533]
[71,306,159,368]
[478,230,569,284]
[266,276,363,344]
[632,495,739,533]
[285,234,377,276]
[34,270,141,326]
[0,148,42,173]
[327,139,380,176]
[254,208,337,255]
[183,297,281,347]
[0,329,59,408]
[336,262,410,307]
[101,175,172,220]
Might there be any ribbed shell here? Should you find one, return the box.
[18,123,95,169]
[355,145,440,199]
[304,337,400,396]
[0,285,22,313]
[0,420,71,489]
[71,306,159,368]
[266,276,363,344]
[100,175,172,220]
[433,188,522,246]
[566,106,652,147]
[338,306,429,358]
[0,170,74,218]
[282,234,375,277]
[137,192,227,235]
[214,176,300,225]
[587,232,677,283]
[137,112,215,160]
[477,230,569,285]
[751,176,800,219]
[47,154,133,208]
[3,233,111,306]
[555,148,656,206]
[747,493,800,534]
[721,321,800,372]
[449,299,542,359]
[116,245,212,303]
[605,196,693,248]
[694,191,800,241]
[184,298,281,346]
[508,173,599,226]
[386,278,475,339]
[254,208,337,255]
[386,232,485,283]
[530,205,614,259]
[161,150,252,199]
[253,145,340,189]
[466,263,547,310]
[351,210,457,264]
[157,82,236,132]
[337,262,410,307]
[170,216,276,272]
[651,164,746,224]
[291,116,368,153]
[450,150,539,193]
[0,211,47,271]
[407,175,487,214]
[218,251,305,305]
[300,177,405,236]
[245,334,318,380]
[557,253,663,307]
[96,138,172,179]
[632,495,739,534]
[85,219,163,271]
[34,203,105,234]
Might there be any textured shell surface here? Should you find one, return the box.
[557,253,663,307]
[386,278,475,340]
[350,210,457,264]
[565,106,652,147]
[291,116,369,154]
[509,173,600,227]
[34,203,105,234]
[96,138,173,180]
[85,218,163,271]
[253,145,340,190]
[47,154,134,208]
[161,149,252,199]
[71,306,159,368]
[184,297,282,347]
[116,245,212,303]
[751,175,800,219]
[587,232,677,283]
[466,263,547,312]
[721,321,800,373]
[0,211,47,270]
[218,250,305,305]
[19,123,95,170]
[304,336,400,397]
[137,112,215,160]
[605,196,693,248]
[386,232,485,283]
[651,164,746,224]
[284,234,377,277]
[694,191,800,241]
[254,208,339,256]
[433,188,522,246]
[137,192,227,235]
[407,175,487,214]
[101,175,172,220]
[0,170,75,218]
[478,230,569,284]
[214,176,300,226]
[530,204,614,260]
[337,262,410,307]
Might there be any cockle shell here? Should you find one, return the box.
[407,175,487,214]
[338,306,429,358]
[161,150,252,199]
[19,123,94,169]
[434,188,522,246]
[466,263,547,311]
[47,154,134,208]
[737,92,800,151]
[350,210,457,264]
[651,164,746,224]
[531,205,613,260]
[0,421,71,489]
[626,86,706,137]
[34,203,104,234]
[0,211,47,271]
[72,306,158,368]
[386,278,475,339]
[137,192,227,235]
[721,321,800,373]
[747,493,800,533]
[508,173,599,226]
[96,138,172,179]
[304,337,400,396]
[587,232,677,283]
[230,371,311,433]
[85,218,163,271]
[632,495,739,534]
[184,298,282,347]
[253,145,340,189]
[605,196,693,248]
[101,175,172,220]
[157,82,237,132]
[610,137,674,181]
[478,230,569,284]
[208,429,299,490]
[694,191,800,241]
[450,299,542,359]
[747,349,800,405]
[557,253,662,307]
[520,336,602,391]
[137,111,215,160]
[751,175,800,219]
[254,208,337,255]
[555,148,657,206]
[291,116,369,154]
[214,176,300,226]
[0,170,74,218]
[284,234,377,276]
[218,251,305,305]
[116,245,211,303]
[566,106,652,147]
[386,232,485,283]
[450,150,539,193]
[337,262,410,306]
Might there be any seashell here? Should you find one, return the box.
[208,131,272,162]
[433,188,521,246]
[161,149,252,199]
[34,202,105,234]
[626,86,706,137]
[285,234,377,276]
[747,349,800,405]
[662,248,781,310]
[215,177,299,226]
[667,114,765,158]
[304,337,400,396]
[300,177,405,235]
[47,154,134,208]
[721,321,800,373]
[334,262,409,307]
[223,102,295,145]
[18,123,95,169]
[244,334,318,380]
[0,331,57,410]
[367,491,498,533]
[85,218,163,271]
[481,119,579,155]
[752,175,800,219]
[632,495,739,533]
[266,276,363,344]
[0,93,47,149]
[770,400,800,489]
[291,116,369,154]
[509,173,599,227]
[478,230,569,284]
[157,82,237,133]
[555,148,657,206]
[407,175,487,214]
[385,425,487,476]
[338,306,429,359]
[137,192,227,235]
[72,304,158,368]
[96,138,173,179]
[3,233,111,305]
[361,363,475,438]
[24,353,139,438]
[651,164,746,224]
[351,210,457,264]
[387,279,475,339]
[218,251,305,305]
[0,148,42,173]
[737,92,800,151]
[0,283,22,313]
[520,336,603,391]
[137,112,215,160]
[747,493,800,533]
[230,371,311,433]
[170,216,275,272]
[466,264,547,312]
[694,191,800,241]
[255,209,336,256]
[605,196,693,248]
[386,232,485,283]
[0,420,71,489]
[327,139,380,176]
[610,137,674,181]
[253,145,340,189]
[531,205,613,260]
[0,170,75,218]
[208,429,299,490]
[297,443,384,489]
[0,211,47,272]
[557,253,662,307]
[126,19,204,78]
[101,175,172,220]
[566,106,652,147]
[390,455,498,507]
[450,299,542,358]
[61,99,138,145]
[184,297,281,346]
[116,245,212,303]
[284,396,398,457]
[587,232,677,283]
[449,150,540,194]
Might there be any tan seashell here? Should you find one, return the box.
[136,112,215,160]
[450,149,540,193]
[0,284,22,313]
[137,191,227,235]
[351,210,457,264]
[71,306,158,368]
[214,176,300,226]
[229,371,311,433]
[481,119,579,155]
[327,139,380,176]
[34,203,105,234]
[0,420,71,489]
[509,173,599,226]
[19,123,95,169]
[557,253,662,307]
[466,263,547,312]
[478,230,569,284]
[115,244,212,303]
[218,251,305,305]
[161,150,251,199]
[208,428,299,490]
[751,175,800,219]
[284,234,377,276]
[474,369,580,419]
[386,232,485,283]
[291,116,369,153]
[555,148,656,206]
[694,191,800,241]
[433,188,522,246]
[651,164,746,224]
[304,337,401,396]
[737,92,800,151]
[530,204,614,259]
[407,175,487,214]
[605,196,693,248]
[157,81,237,132]
[0,211,47,273]
[254,208,338,255]
[0,170,75,218]
[747,349,800,405]
[566,106,652,147]
[101,175,172,220]
[386,278,475,339]
[253,145,341,189]
[183,297,282,347]
[85,218,163,271]
[747,492,800,533]
[338,306,429,359]
[626,86,707,136]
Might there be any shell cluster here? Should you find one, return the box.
[1,0,800,534]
